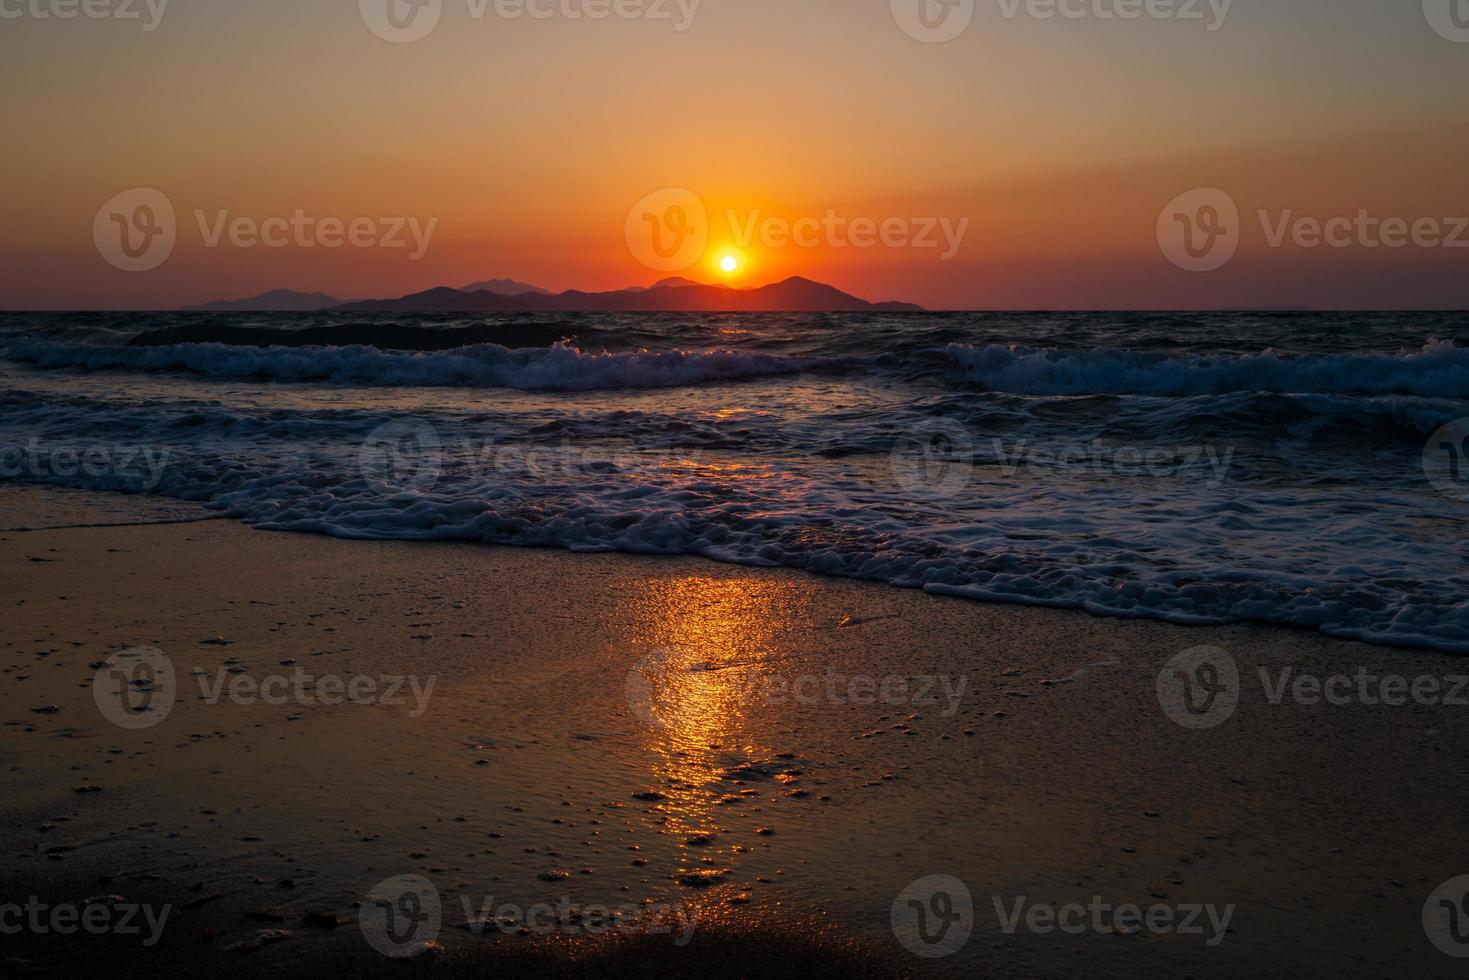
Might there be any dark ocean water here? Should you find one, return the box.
[2,310,1467,651]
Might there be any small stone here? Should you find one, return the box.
[398,940,443,962]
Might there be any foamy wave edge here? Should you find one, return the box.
[0,338,821,392]
[946,339,1469,397]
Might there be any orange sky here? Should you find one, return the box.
[1,0,1466,309]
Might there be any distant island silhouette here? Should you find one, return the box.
[181,277,924,314]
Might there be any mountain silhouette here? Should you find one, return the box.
[458,278,549,295]
[331,277,922,313]
[180,289,346,312]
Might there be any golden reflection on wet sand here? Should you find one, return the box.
[624,575,810,861]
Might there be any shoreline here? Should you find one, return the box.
[3,478,1464,660]
[2,485,1467,978]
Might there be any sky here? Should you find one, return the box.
[1,0,1466,310]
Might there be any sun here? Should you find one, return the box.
[719,254,739,274]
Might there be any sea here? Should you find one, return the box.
[2,310,1467,653]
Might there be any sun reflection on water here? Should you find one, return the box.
[624,575,809,855]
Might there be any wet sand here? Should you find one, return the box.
[2,485,1467,978]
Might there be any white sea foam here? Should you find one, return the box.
[3,321,1468,654]
[7,335,1468,399]
[2,338,818,391]
[945,340,1469,397]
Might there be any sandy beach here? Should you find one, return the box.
[2,485,1467,978]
